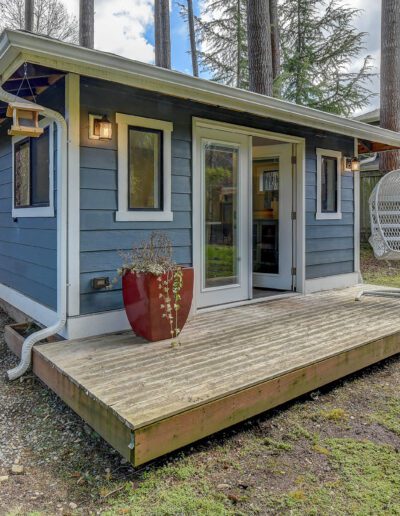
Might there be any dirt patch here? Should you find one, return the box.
[1,309,400,515]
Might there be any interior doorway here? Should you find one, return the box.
[252,138,295,292]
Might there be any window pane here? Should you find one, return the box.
[204,143,239,288]
[321,156,338,213]
[31,127,50,206]
[14,140,30,207]
[128,128,162,210]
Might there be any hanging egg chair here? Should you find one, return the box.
[357,169,400,299]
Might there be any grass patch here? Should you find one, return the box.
[105,461,231,516]
[370,397,400,437]
[263,437,293,452]
[319,408,348,422]
[265,438,400,515]
[361,245,400,288]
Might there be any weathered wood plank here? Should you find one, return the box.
[33,348,134,461]
[133,332,400,465]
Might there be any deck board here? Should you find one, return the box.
[33,286,400,465]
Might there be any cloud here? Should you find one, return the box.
[65,0,155,63]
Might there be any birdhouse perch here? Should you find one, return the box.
[6,101,44,138]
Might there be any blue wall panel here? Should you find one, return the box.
[0,79,64,311]
[79,77,355,314]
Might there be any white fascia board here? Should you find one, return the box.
[1,29,400,148]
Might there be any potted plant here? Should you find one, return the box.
[116,232,194,343]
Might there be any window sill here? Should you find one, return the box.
[115,210,174,222]
[315,212,342,220]
[12,206,55,218]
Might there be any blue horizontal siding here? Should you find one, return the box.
[0,122,58,311]
[79,77,356,313]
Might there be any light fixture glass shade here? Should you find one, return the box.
[94,115,112,140]
[351,157,360,172]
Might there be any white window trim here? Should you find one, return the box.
[12,118,54,218]
[316,148,342,220]
[115,113,173,222]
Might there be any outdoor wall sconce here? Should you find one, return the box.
[343,156,361,173]
[6,101,44,138]
[351,157,361,172]
[89,113,113,140]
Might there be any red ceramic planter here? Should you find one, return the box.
[122,268,194,342]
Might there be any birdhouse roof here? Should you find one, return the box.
[6,100,44,117]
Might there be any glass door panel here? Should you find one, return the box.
[204,143,239,288]
[194,125,249,309]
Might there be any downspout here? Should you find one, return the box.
[0,82,68,380]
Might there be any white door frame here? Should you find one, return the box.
[252,143,293,290]
[192,118,306,312]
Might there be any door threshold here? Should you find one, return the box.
[197,291,300,314]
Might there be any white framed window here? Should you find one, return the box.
[115,113,173,222]
[12,120,54,218]
[316,148,342,220]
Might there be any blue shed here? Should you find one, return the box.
[1,29,400,340]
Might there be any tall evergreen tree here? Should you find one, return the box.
[279,0,374,116]
[380,0,400,173]
[247,0,273,95]
[196,0,248,88]
[154,0,171,69]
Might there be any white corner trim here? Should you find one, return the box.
[305,272,360,294]
[65,73,81,317]
[115,112,173,222]
[11,119,55,218]
[353,138,361,279]
[316,148,342,220]
[0,282,58,327]
[65,309,131,340]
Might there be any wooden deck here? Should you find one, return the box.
[13,286,400,466]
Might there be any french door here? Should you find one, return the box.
[252,144,293,290]
[194,126,250,308]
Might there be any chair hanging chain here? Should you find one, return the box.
[16,63,36,102]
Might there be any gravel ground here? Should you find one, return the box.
[0,311,136,515]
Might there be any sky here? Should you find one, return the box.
[64,0,382,113]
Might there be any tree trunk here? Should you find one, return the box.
[79,0,94,49]
[380,0,400,173]
[24,0,34,31]
[155,0,171,69]
[187,0,199,77]
[247,0,273,96]
[269,0,281,95]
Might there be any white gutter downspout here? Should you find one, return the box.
[0,82,68,380]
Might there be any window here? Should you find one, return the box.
[12,124,54,218]
[116,113,173,222]
[128,127,162,210]
[316,148,342,220]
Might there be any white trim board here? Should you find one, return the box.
[0,282,58,327]
[1,30,400,148]
[353,138,361,280]
[11,118,55,218]
[65,73,80,317]
[316,148,342,220]
[305,273,360,294]
[115,113,173,222]
[66,309,131,340]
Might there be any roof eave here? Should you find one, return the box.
[1,29,400,148]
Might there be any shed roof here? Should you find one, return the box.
[0,29,399,152]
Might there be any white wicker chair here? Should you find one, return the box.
[357,169,400,299]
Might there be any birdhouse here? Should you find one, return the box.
[6,101,44,138]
